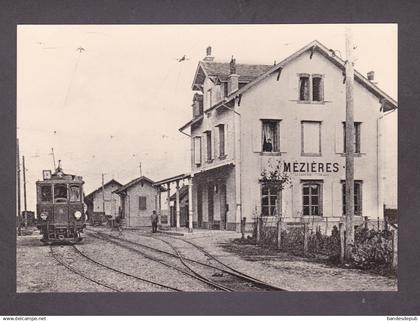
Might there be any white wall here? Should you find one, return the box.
[382,109,398,209]
[125,182,158,227]
[92,182,121,218]
[238,50,384,222]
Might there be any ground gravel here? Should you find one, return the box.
[17,226,397,292]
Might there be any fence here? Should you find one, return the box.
[249,216,397,271]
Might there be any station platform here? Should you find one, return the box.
[157,226,240,238]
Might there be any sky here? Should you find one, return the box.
[17,24,397,211]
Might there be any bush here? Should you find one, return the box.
[352,227,393,271]
[308,228,340,257]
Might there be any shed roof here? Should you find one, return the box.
[113,176,165,194]
[85,179,122,200]
[169,184,189,201]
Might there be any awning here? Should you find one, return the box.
[193,161,235,177]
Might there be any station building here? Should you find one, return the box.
[179,40,397,233]
[85,179,122,224]
[114,176,165,227]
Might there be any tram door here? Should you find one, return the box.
[197,185,203,228]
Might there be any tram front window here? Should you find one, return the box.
[54,184,68,203]
[69,185,81,202]
[40,185,52,202]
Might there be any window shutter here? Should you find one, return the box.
[279,122,286,152]
[302,122,321,154]
[214,127,219,159]
[319,77,324,101]
[360,123,367,154]
[194,137,201,165]
[139,196,147,210]
[202,133,207,161]
[225,124,229,156]
[335,123,344,153]
[252,121,262,152]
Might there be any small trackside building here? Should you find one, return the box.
[113,176,165,227]
[85,179,122,224]
[179,41,397,233]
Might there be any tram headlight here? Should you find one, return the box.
[40,212,48,221]
[74,210,82,220]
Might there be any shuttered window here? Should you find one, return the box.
[342,181,363,215]
[217,124,225,157]
[139,196,147,210]
[343,122,361,153]
[194,136,202,165]
[301,121,321,156]
[205,131,212,161]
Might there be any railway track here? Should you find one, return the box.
[88,229,285,291]
[89,231,229,291]
[156,234,286,291]
[149,234,286,291]
[50,244,182,292]
[49,245,119,292]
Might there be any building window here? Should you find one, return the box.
[299,74,310,101]
[343,122,361,153]
[312,75,324,102]
[206,131,212,161]
[206,88,212,109]
[299,74,324,102]
[262,120,280,152]
[301,121,321,156]
[342,181,362,215]
[139,196,147,210]
[223,82,228,97]
[302,181,322,216]
[193,136,202,165]
[217,124,225,157]
[192,95,203,118]
[261,185,278,216]
[40,185,52,202]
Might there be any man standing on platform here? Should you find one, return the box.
[151,210,158,233]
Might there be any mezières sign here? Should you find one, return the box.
[283,162,340,173]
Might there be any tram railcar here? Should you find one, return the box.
[36,164,86,244]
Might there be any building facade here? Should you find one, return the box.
[85,179,122,223]
[114,176,163,227]
[180,41,397,233]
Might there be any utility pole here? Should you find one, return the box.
[102,173,105,213]
[51,148,56,170]
[344,25,355,261]
[139,162,142,177]
[22,155,28,229]
[17,139,21,236]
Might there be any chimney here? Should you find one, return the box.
[228,56,239,95]
[203,46,214,62]
[367,71,375,81]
